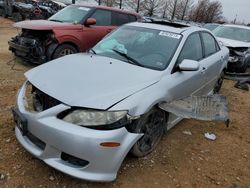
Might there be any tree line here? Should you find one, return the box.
[91,0,224,23]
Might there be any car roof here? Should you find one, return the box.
[71,4,141,17]
[126,21,201,34]
[222,24,250,30]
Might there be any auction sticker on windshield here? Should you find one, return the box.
[159,31,181,39]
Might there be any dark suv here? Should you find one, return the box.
[8,4,141,64]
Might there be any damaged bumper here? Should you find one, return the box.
[13,82,141,182]
[8,36,48,64]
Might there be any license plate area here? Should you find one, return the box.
[12,108,28,136]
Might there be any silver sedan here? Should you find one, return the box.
[13,21,229,182]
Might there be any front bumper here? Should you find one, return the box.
[227,54,250,73]
[8,37,47,64]
[14,82,142,181]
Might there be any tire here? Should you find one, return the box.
[213,71,224,94]
[12,12,23,22]
[130,108,167,157]
[0,8,4,16]
[52,44,78,60]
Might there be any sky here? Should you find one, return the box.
[218,0,250,23]
[194,0,250,23]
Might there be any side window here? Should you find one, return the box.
[112,12,130,26]
[90,9,111,26]
[177,33,203,65]
[201,32,219,57]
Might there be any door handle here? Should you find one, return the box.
[201,67,206,74]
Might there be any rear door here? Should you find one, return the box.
[199,32,223,93]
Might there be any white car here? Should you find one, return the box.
[13,20,229,182]
[213,24,250,73]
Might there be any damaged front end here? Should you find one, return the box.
[8,29,57,64]
[226,47,250,73]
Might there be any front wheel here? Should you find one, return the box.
[130,108,167,157]
[52,44,78,60]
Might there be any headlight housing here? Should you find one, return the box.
[62,109,128,127]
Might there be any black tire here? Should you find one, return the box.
[130,108,167,157]
[0,8,4,16]
[12,12,23,22]
[52,44,78,59]
[213,71,224,94]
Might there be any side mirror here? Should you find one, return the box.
[179,59,200,71]
[84,18,96,26]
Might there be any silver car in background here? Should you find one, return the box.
[13,21,229,182]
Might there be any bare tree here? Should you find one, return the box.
[189,0,223,23]
[125,0,142,12]
[141,0,165,17]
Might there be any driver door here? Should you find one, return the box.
[167,33,207,101]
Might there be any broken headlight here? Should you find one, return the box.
[228,56,239,63]
[62,110,128,127]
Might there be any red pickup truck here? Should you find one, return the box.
[8,4,141,64]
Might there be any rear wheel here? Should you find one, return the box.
[130,108,167,157]
[213,71,224,94]
[52,44,78,59]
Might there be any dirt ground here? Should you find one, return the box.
[0,17,249,188]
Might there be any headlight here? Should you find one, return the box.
[228,56,239,63]
[62,110,128,126]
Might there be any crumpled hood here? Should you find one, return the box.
[14,20,81,30]
[25,54,162,110]
[217,37,250,48]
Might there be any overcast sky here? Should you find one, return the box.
[201,0,250,23]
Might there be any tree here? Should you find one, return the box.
[141,0,165,17]
[189,0,223,23]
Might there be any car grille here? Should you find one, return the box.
[27,131,46,150]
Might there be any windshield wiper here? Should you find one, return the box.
[49,19,63,23]
[112,49,144,67]
[89,48,96,54]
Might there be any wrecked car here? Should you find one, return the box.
[8,4,141,64]
[213,24,250,73]
[0,0,66,22]
[12,21,229,181]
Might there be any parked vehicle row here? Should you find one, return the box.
[12,18,229,181]
[0,0,66,22]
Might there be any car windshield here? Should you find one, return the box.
[92,26,182,70]
[48,6,91,24]
[213,26,250,42]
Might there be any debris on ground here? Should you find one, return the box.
[182,130,192,136]
[204,133,217,141]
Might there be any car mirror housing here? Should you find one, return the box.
[84,18,96,26]
[179,59,200,71]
